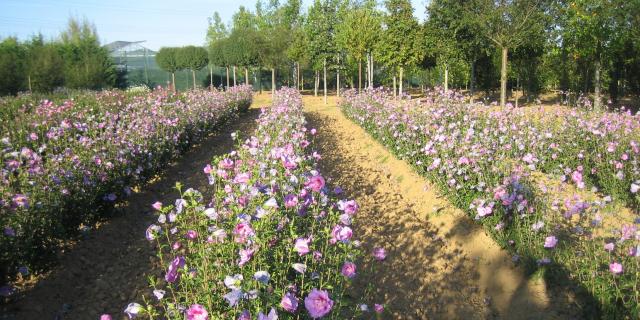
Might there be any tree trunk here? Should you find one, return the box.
[500,46,508,108]
[323,58,327,105]
[470,60,476,99]
[301,73,304,91]
[233,66,237,86]
[370,54,374,89]
[337,56,340,97]
[172,72,176,92]
[226,67,230,89]
[314,70,318,97]
[192,70,196,90]
[594,59,602,110]
[444,63,449,94]
[393,75,397,98]
[271,68,276,97]
[209,66,213,90]
[245,68,249,86]
[358,60,362,93]
[258,67,262,94]
[515,76,520,108]
[399,67,404,97]
[28,75,32,92]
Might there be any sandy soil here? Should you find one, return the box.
[1,104,262,320]
[301,93,581,319]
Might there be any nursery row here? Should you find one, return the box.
[0,86,253,285]
[132,88,381,319]
[341,88,640,318]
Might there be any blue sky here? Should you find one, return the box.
[0,0,427,51]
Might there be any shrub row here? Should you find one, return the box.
[341,88,639,318]
[134,88,381,319]
[0,85,253,286]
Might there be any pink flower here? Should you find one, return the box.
[233,172,251,184]
[233,222,255,243]
[294,237,311,255]
[306,175,325,192]
[341,262,356,278]
[609,262,623,274]
[284,194,299,208]
[203,164,213,174]
[631,183,639,193]
[100,315,112,320]
[186,304,209,320]
[280,291,299,313]
[604,242,615,252]
[304,289,334,318]
[374,304,384,313]
[544,236,558,249]
[330,225,352,243]
[342,200,359,215]
[373,247,386,261]
[152,201,162,211]
[239,248,255,266]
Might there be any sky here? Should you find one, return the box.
[0,0,427,51]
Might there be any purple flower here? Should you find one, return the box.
[330,225,353,244]
[258,308,278,320]
[0,286,15,297]
[294,237,311,255]
[3,226,15,237]
[124,302,143,319]
[165,256,186,283]
[224,289,243,307]
[224,274,243,289]
[281,292,299,313]
[11,194,29,209]
[185,230,198,240]
[304,289,334,318]
[306,175,325,192]
[631,183,640,194]
[284,194,299,208]
[254,271,270,284]
[145,224,161,241]
[544,236,558,249]
[609,262,623,274]
[153,289,165,300]
[373,247,386,261]
[186,304,209,320]
[238,248,255,266]
[374,304,384,313]
[341,262,356,278]
[237,310,251,320]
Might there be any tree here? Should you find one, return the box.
[177,46,209,90]
[0,38,27,95]
[156,47,182,91]
[381,0,423,96]
[25,36,64,92]
[305,0,339,103]
[59,17,115,90]
[465,0,546,107]
[336,1,382,92]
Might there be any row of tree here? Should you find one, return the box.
[0,18,116,95]
[201,0,639,108]
[155,46,209,91]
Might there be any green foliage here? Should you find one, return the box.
[177,46,209,72]
[378,0,423,69]
[156,47,183,73]
[0,38,27,95]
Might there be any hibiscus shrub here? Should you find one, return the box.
[341,88,640,318]
[0,86,253,287]
[141,88,367,319]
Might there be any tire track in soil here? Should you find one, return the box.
[1,108,261,320]
[304,95,581,320]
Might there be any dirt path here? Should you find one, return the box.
[303,95,580,319]
[1,103,263,320]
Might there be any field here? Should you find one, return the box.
[0,87,636,320]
